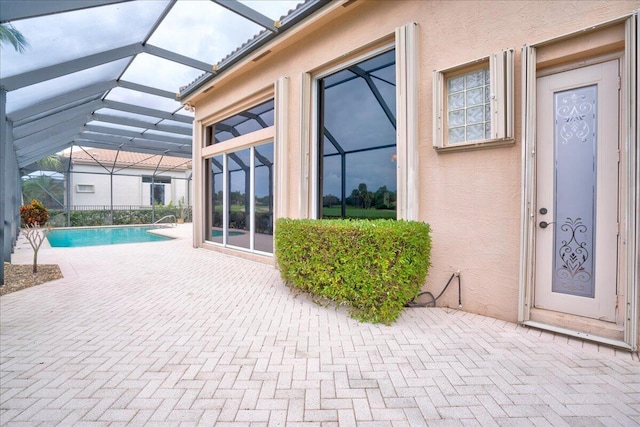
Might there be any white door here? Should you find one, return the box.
[534,59,619,322]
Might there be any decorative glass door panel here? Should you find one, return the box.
[534,60,619,322]
[552,85,597,298]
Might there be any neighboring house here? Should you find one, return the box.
[181,1,640,351]
[65,148,192,208]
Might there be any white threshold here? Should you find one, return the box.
[520,320,634,351]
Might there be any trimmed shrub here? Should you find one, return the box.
[275,218,431,324]
[19,199,49,226]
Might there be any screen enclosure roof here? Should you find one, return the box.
[0,0,327,168]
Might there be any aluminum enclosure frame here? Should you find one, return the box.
[0,0,328,285]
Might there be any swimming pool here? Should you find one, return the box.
[46,226,173,247]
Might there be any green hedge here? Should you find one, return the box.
[48,207,192,227]
[275,218,431,324]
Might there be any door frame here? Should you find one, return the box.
[534,59,620,323]
[519,14,639,351]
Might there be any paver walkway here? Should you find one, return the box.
[1,225,638,426]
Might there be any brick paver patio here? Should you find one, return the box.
[1,225,638,426]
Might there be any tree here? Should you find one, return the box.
[348,188,361,208]
[22,175,64,209]
[0,23,29,53]
[19,200,50,273]
[21,155,66,209]
[36,154,63,172]
[358,183,372,209]
[22,225,50,273]
[323,194,339,208]
[373,185,389,209]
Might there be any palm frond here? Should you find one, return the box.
[0,24,29,53]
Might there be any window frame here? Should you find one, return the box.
[204,98,275,147]
[433,49,515,151]
[313,45,398,220]
[303,24,418,221]
[142,175,171,184]
[200,82,285,256]
[201,85,274,150]
[206,141,274,255]
[203,134,274,249]
[310,43,398,219]
[75,184,94,193]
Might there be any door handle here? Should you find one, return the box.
[539,221,554,229]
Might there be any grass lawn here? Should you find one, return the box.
[214,204,394,218]
[322,207,396,219]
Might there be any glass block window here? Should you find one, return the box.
[433,50,514,150]
[447,67,491,143]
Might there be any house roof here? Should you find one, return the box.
[65,147,191,172]
[0,0,327,169]
[179,0,330,99]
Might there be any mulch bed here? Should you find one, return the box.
[1,263,63,297]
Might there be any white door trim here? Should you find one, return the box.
[519,14,638,351]
[623,12,638,349]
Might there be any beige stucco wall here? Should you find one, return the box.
[189,0,639,324]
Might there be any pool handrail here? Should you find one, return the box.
[153,215,177,227]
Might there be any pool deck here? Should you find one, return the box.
[1,224,639,426]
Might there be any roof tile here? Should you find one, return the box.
[65,148,191,170]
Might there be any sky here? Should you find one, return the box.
[1,0,301,116]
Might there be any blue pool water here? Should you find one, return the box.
[46,226,173,247]
[211,230,244,237]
